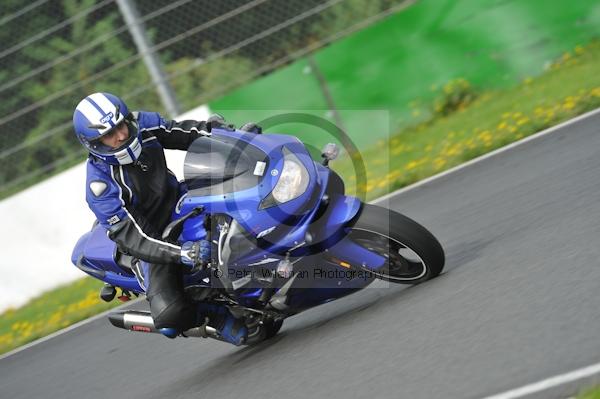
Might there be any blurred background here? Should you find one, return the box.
[1,0,599,198]
[1,0,599,352]
[0,0,415,198]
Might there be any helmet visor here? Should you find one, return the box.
[84,119,138,155]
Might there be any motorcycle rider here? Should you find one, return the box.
[73,92,247,345]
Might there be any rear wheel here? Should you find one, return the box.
[245,317,283,344]
[264,319,283,339]
[347,204,444,284]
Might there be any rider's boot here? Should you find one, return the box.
[213,313,248,346]
[197,304,248,346]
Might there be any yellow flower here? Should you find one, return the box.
[445,144,463,156]
[405,161,419,170]
[386,170,401,180]
[0,333,14,346]
[478,131,492,142]
[433,158,447,170]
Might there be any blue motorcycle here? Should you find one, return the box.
[71,128,445,344]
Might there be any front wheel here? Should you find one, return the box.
[347,204,445,284]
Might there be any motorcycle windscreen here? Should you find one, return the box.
[184,135,268,197]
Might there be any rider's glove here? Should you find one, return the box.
[207,113,235,131]
[180,240,211,269]
[239,122,262,134]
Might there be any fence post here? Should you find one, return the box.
[116,0,181,118]
[307,54,346,133]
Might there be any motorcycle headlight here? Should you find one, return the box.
[260,147,309,209]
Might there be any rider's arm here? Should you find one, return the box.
[107,210,182,265]
[135,111,210,151]
[86,161,182,265]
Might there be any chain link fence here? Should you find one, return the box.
[0,0,412,198]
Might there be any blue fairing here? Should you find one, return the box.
[179,130,319,242]
[179,130,327,267]
[71,230,91,266]
[71,224,142,292]
[317,194,386,271]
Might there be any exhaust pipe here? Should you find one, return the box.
[108,310,219,338]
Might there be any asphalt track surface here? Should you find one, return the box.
[2,111,600,399]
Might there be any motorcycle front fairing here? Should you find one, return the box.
[178,130,322,260]
[176,130,384,306]
[179,130,386,273]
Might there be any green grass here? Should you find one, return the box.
[332,40,600,200]
[0,277,125,355]
[578,386,600,399]
[2,40,600,356]
[212,0,600,149]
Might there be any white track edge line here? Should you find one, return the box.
[372,106,600,204]
[482,362,600,399]
[0,298,143,361]
[3,107,599,361]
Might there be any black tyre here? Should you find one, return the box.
[246,318,283,345]
[264,319,283,339]
[347,204,444,284]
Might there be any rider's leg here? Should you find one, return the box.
[145,263,197,334]
[141,263,247,344]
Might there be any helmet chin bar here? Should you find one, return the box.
[86,118,141,165]
[113,137,142,165]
